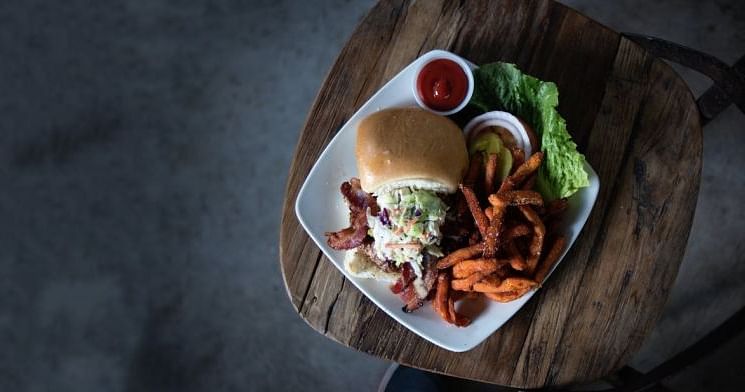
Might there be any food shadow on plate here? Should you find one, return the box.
[455,294,489,321]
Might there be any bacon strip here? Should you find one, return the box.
[422,257,438,295]
[341,178,380,216]
[325,213,367,250]
[396,261,436,312]
[401,284,424,312]
[325,178,379,250]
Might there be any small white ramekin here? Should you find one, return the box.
[463,111,534,158]
[411,50,475,116]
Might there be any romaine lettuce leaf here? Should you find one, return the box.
[469,62,588,200]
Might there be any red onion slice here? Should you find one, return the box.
[463,111,533,157]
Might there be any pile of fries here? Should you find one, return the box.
[432,151,568,327]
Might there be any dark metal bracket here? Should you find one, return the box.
[623,33,745,124]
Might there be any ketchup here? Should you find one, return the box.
[416,58,468,112]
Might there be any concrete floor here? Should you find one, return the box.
[0,0,743,391]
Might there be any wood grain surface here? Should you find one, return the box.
[279,0,702,388]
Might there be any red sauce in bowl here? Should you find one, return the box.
[416,58,469,112]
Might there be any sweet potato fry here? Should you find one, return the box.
[483,194,507,258]
[485,206,494,221]
[534,235,566,284]
[521,174,537,190]
[477,276,537,295]
[499,152,543,192]
[433,273,451,322]
[485,222,529,250]
[502,277,538,292]
[471,275,503,293]
[504,224,531,240]
[512,152,543,182]
[436,243,484,269]
[519,205,546,274]
[448,294,471,327]
[505,241,527,271]
[460,184,489,238]
[452,258,498,279]
[485,291,522,302]
[447,295,456,321]
[510,147,525,172]
[492,264,510,279]
[451,272,485,291]
[488,190,544,207]
[487,194,499,206]
[456,155,483,220]
[483,153,498,195]
[545,198,569,218]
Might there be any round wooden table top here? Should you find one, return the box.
[279,0,702,388]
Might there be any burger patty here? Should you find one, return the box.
[360,242,399,273]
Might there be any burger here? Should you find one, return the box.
[325,107,469,311]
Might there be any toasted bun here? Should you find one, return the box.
[356,107,469,194]
[344,250,400,283]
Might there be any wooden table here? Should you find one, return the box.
[279,0,702,388]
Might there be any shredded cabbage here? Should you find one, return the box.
[367,187,447,268]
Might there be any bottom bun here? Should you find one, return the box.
[344,249,401,283]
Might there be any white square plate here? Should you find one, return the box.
[295,50,599,352]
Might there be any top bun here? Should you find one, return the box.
[355,107,469,194]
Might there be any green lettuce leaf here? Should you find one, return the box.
[469,62,588,200]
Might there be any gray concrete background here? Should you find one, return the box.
[0,0,743,391]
